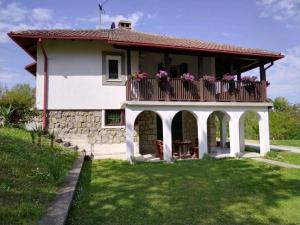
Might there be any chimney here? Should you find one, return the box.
[118,20,132,30]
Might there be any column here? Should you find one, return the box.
[162,114,173,162]
[229,114,240,157]
[125,108,138,161]
[259,111,270,156]
[195,111,210,159]
[239,115,245,152]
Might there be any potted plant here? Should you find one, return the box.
[156,70,169,90]
[203,75,216,85]
[222,74,236,92]
[132,71,148,82]
[241,75,258,92]
[181,72,195,89]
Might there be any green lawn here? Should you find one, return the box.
[0,128,77,225]
[67,159,300,225]
[266,150,300,166]
[270,140,300,147]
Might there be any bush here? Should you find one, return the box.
[0,84,36,127]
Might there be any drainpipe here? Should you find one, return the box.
[38,38,48,130]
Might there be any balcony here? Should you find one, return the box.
[126,77,267,102]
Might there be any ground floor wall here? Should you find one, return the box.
[36,110,126,144]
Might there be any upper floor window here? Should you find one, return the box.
[106,55,121,81]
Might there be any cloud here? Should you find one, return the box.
[76,11,144,28]
[266,45,300,103]
[0,2,70,43]
[32,8,53,22]
[257,0,300,21]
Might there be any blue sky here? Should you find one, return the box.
[0,0,299,103]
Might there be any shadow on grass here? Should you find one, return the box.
[66,159,300,225]
[0,128,76,225]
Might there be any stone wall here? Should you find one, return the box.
[134,111,158,154]
[37,110,126,144]
[182,111,198,145]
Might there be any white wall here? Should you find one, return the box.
[36,40,139,110]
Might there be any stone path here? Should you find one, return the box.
[252,157,300,169]
[245,141,300,154]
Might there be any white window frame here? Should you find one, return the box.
[106,55,122,81]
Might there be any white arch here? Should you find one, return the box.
[239,109,270,156]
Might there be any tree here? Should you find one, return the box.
[0,84,36,127]
[273,97,289,112]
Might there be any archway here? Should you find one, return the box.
[207,111,230,155]
[239,111,261,155]
[171,110,198,158]
[134,110,163,156]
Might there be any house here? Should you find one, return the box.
[8,20,284,161]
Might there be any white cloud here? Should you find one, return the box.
[77,11,144,29]
[257,0,300,21]
[32,8,53,22]
[0,2,71,43]
[267,45,300,103]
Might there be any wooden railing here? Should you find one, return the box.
[126,76,267,102]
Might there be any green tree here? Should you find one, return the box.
[0,84,36,127]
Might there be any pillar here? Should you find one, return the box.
[259,111,270,156]
[195,111,210,159]
[239,115,245,152]
[159,111,174,162]
[125,108,139,161]
[229,114,241,157]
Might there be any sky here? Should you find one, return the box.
[0,0,299,103]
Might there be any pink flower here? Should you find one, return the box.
[203,75,216,84]
[181,72,195,82]
[222,74,236,81]
[156,70,168,79]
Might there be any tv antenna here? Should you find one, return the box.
[98,0,110,29]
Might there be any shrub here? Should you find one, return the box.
[0,84,36,127]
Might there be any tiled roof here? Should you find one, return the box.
[8,29,283,59]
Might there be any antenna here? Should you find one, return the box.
[98,0,109,29]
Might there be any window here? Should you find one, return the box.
[106,55,121,80]
[104,109,125,126]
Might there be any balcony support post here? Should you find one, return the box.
[164,53,170,101]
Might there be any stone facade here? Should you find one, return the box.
[134,111,158,154]
[37,110,126,144]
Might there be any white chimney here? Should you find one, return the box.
[118,20,132,30]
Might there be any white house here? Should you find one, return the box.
[9,21,284,161]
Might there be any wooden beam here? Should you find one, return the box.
[127,49,131,75]
[260,63,266,81]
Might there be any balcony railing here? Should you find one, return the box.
[126,77,267,102]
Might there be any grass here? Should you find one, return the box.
[270,140,300,147]
[266,150,300,166]
[67,159,300,225]
[0,128,77,225]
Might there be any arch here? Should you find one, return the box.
[206,110,231,155]
[134,110,163,156]
[171,110,199,158]
[239,110,262,154]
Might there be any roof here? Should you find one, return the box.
[8,29,283,59]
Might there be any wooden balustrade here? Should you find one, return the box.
[126,76,267,102]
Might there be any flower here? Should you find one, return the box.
[156,70,168,79]
[222,74,236,81]
[241,76,258,83]
[181,72,195,82]
[132,72,148,81]
[203,75,216,84]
